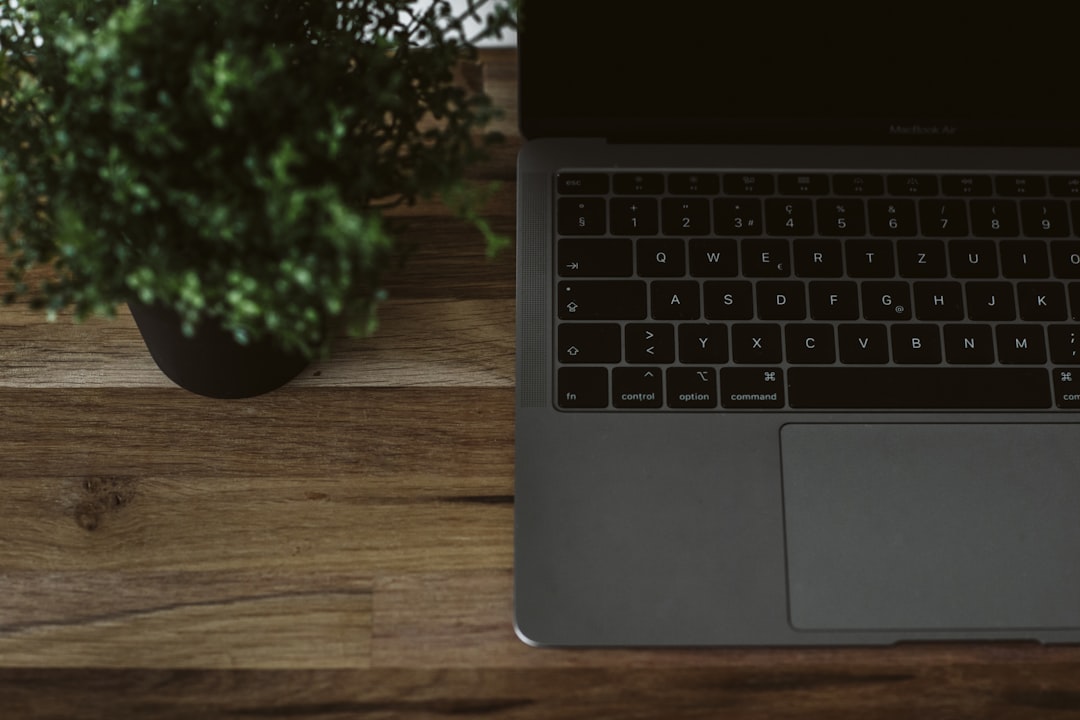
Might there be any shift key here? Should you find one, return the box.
[559,281,647,320]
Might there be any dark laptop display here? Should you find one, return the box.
[514,1,1080,647]
[520,3,1079,145]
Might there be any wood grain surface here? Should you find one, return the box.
[3,48,1080,719]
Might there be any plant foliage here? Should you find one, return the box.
[0,0,514,357]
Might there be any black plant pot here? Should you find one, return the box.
[128,302,310,399]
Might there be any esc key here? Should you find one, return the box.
[558,173,610,195]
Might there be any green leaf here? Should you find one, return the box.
[0,0,516,359]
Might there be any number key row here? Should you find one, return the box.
[558,197,1080,238]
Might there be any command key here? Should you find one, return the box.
[720,367,785,409]
[1053,368,1080,409]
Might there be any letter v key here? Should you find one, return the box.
[840,325,889,364]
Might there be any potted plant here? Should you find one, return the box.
[0,0,513,398]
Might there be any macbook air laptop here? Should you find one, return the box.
[514,1,1080,646]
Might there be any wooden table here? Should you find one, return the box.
[3,49,1080,719]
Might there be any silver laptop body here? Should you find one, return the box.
[514,1,1080,646]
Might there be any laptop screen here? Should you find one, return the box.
[519,2,1079,146]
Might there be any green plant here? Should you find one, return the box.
[0,0,514,358]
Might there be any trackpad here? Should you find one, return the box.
[781,423,1080,631]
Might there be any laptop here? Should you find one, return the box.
[513,1,1080,646]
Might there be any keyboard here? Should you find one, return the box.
[554,170,1080,411]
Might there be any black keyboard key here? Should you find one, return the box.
[719,367,785,408]
[785,324,836,364]
[970,199,1020,237]
[613,173,664,195]
[558,238,633,277]
[558,323,621,363]
[713,198,763,236]
[625,323,675,364]
[815,199,866,236]
[794,238,844,277]
[610,197,659,235]
[1020,200,1070,237]
[788,367,1051,409]
[741,239,790,277]
[704,281,753,320]
[966,282,1016,321]
[810,281,859,320]
[662,197,711,235]
[891,324,942,364]
[668,173,720,195]
[996,175,1046,197]
[919,199,969,237]
[558,281,647,320]
[1051,240,1080,278]
[679,324,729,364]
[1053,369,1080,409]
[1000,240,1050,278]
[888,173,939,196]
[845,239,895,278]
[942,174,993,196]
[944,324,995,364]
[914,281,964,320]
[731,324,783,364]
[558,197,606,236]
[868,199,917,236]
[949,240,999,278]
[612,367,663,409]
[778,173,829,195]
[651,281,700,320]
[1049,176,1080,197]
[898,239,948,278]
[765,198,814,236]
[996,324,1047,364]
[724,173,775,195]
[637,237,686,277]
[1048,325,1080,364]
[667,367,718,408]
[838,324,889,364]
[1018,282,1067,321]
[862,282,912,320]
[558,173,609,195]
[689,238,739,277]
[558,367,608,409]
[757,281,807,320]
[833,173,884,195]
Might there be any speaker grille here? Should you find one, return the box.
[517,172,551,408]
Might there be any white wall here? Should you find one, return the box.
[448,0,518,47]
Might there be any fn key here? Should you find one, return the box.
[558,367,608,409]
